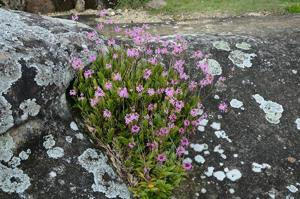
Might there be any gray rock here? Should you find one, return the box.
[0,9,127,199]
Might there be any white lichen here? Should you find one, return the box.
[226,169,242,181]
[19,98,41,120]
[0,163,31,193]
[229,50,256,68]
[213,171,226,181]
[252,94,284,124]
[214,145,227,159]
[65,136,73,143]
[8,157,21,168]
[43,134,56,150]
[75,133,84,140]
[0,134,15,162]
[0,96,14,134]
[78,148,130,199]
[19,149,31,161]
[207,59,222,76]
[70,121,79,131]
[190,143,208,152]
[47,147,64,159]
[199,119,209,126]
[215,130,232,142]
[295,118,300,130]
[210,122,221,130]
[230,99,244,109]
[213,40,231,51]
[236,42,251,50]
[194,155,205,164]
[197,126,205,132]
[286,185,298,193]
[252,162,271,173]
[204,167,215,177]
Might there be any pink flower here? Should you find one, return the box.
[157,127,169,136]
[165,87,175,97]
[146,48,153,55]
[168,114,177,122]
[84,69,93,78]
[182,162,193,170]
[197,61,209,74]
[148,57,157,65]
[113,54,118,59]
[190,108,199,117]
[107,39,116,46]
[218,102,228,113]
[176,146,185,157]
[189,81,198,91]
[179,128,185,134]
[184,120,190,127]
[175,100,184,112]
[87,31,97,41]
[103,109,111,118]
[157,154,167,163]
[112,73,122,81]
[90,97,99,107]
[97,23,104,30]
[118,87,129,98]
[147,88,155,96]
[181,138,189,147]
[131,125,140,134]
[125,113,139,125]
[147,142,158,150]
[71,14,79,21]
[128,142,136,149]
[193,50,204,59]
[104,82,112,90]
[148,104,154,111]
[136,84,144,93]
[95,87,105,97]
[70,57,84,70]
[127,48,139,57]
[88,54,97,62]
[114,26,121,32]
[106,63,112,69]
[98,9,108,17]
[69,89,76,96]
[143,69,152,80]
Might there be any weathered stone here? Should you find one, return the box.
[0,9,127,199]
[25,0,55,14]
[75,0,85,12]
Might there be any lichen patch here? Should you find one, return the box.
[19,98,41,120]
[295,118,300,130]
[230,99,244,109]
[213,41,231,51]
[78,148,130,199]
[252,94,284,124]
[235,42,251,50]
[0,134,15,162]
[229,50,256,68]
[252,162,271,173]
[0,96,14,134]
[47,147,65,159]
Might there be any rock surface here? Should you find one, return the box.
[0,9,129,199]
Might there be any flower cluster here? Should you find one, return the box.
[70,13,221,199]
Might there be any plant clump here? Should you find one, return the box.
[69,13,217,198]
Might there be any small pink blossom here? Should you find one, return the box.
[114,26,121,33]
[168,114,177,122]
[184,120,190,127]
[87,31,97,41]
[103,109,111,118]
[118,87,129,98]
[106,63,112,69]
[69,89,77,96]
[84,69,94,78]
[182,162,193,170]
[193,50,204,59]
[147,142,158,150]
[136,84,144,93]
[104,82,112,90]
[148,57,157,65]
[176,146,185,157]
[131,125,140,134]
[147,88,155,96]
[97,23,104,30]
[179,128,185,134]
[125,113,139,125]
[157,127,169,136]
[70,57,84,70]
[98,9,108,17]
[95,87,105,97]
[218,102,228,113]
[157,154,167,163]
[127,48,139,57]
[148,104,154,111]
[113,54,118,59]
[143,69,152,80]
[180,138,189,147]
[71,14,79,21]
[112,73,122,81]
[165,87,175,97]
[107,39,116,46]
[88,54,97,62]
[128,142,136,149]
[90,97,99,107]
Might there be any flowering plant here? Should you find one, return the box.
[69,14,216,198]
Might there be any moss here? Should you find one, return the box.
[286,4,300,13]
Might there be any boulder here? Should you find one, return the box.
[0,9,130,199]
[25,0,55,14]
